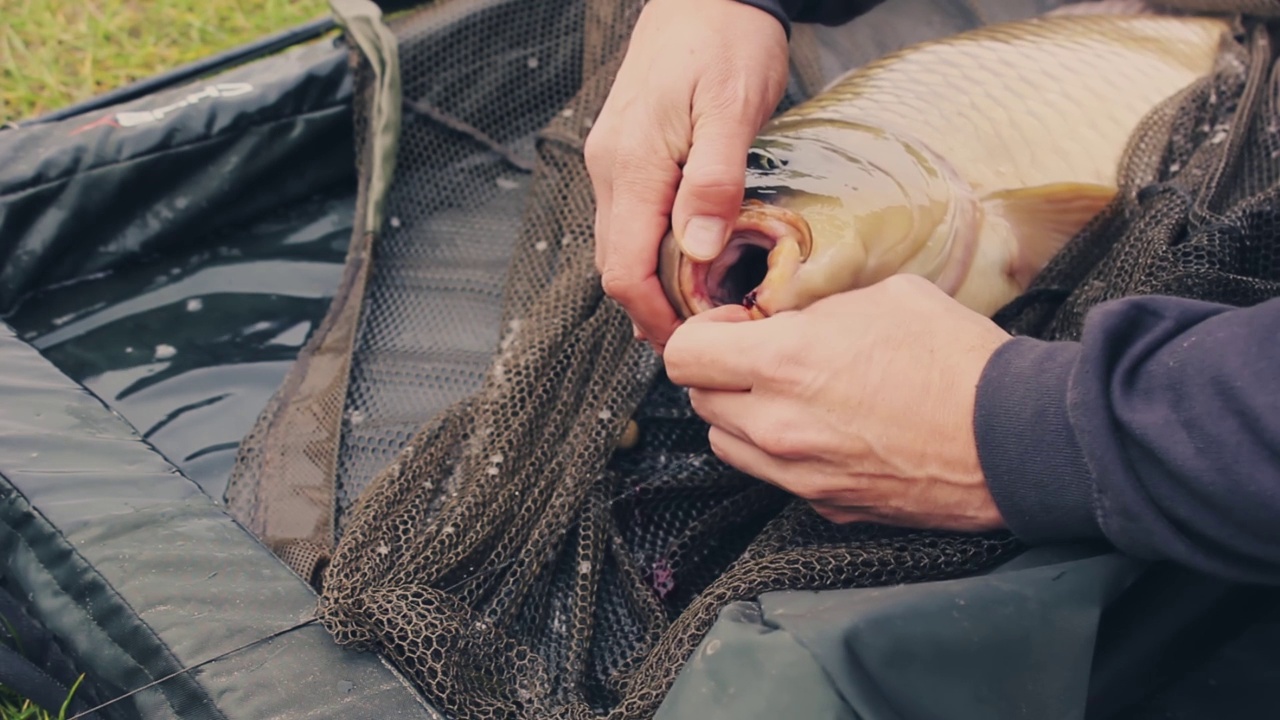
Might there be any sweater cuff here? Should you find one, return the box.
[974,337,1105,544]
[731,0,793,38]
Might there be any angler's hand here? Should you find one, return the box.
[663,275,1013,532]
[584,0,790,349]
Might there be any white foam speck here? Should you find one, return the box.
[496,177,519,190]
[535,240,548,252]
[186,298,203,312]
[154,344,177,360]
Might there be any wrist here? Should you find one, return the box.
[729,0,792,37]
[974,337,1105,543]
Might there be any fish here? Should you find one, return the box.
[657,11,1232,320]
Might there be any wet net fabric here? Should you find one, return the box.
[224,0,1280,718]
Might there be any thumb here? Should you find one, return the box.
[671,114,755,262]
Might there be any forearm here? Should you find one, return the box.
[976,295,1280,584]
[732,0,889,37]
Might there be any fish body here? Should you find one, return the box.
[658,12,1232,320]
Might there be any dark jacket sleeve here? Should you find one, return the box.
[975,294,1280,585]
[732,0,889,37]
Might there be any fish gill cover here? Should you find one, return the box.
[223,0,1280,718]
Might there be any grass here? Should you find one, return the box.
[0,674,85,720]
[0,0,332,125]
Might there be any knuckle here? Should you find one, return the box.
[812,503,856,524]
[600,267,642,305]
[707,427,729,458]
[681,164,745,198]
[754,425,808,460]
[583,125,614,169]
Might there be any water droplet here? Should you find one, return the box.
[154,344,177,360]
[186,298,203,312]
[389,216,402,228]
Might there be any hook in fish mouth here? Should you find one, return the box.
[658,201,813,320]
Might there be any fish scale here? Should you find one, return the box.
[780,14,1229,194]
[659,12,1235,322]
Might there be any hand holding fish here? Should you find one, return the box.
[663,274,1012,532]
[584,0,790,348]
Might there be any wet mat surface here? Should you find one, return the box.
[2,189,354,501]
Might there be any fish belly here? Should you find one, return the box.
[774,14,1231,194]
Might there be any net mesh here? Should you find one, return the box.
[224,0,1280,717]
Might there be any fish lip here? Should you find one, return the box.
[658,202,813,319]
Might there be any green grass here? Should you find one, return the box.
[1,0,332,124]
[0,674,85,720]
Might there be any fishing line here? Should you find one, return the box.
[65,617,319,720]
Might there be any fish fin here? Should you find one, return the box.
[982,182,1116,288]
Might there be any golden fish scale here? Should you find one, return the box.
[773,15,1230,194]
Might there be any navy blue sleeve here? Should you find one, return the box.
[975,294,1280,585]
[733,0,888,37]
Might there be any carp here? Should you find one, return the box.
[657,12,1231,320]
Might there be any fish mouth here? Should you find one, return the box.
[659,202,813,320]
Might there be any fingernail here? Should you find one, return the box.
[680,216,728,261]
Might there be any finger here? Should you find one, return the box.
[600,138,684,344]
[707,424,792,489]
[690,387,813,464]
[663,316,767,390]
[809,501,878,525]
[679,303,753,326]
[670,103,758,262]
[687,387,755,444]
[584,112,614,274]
